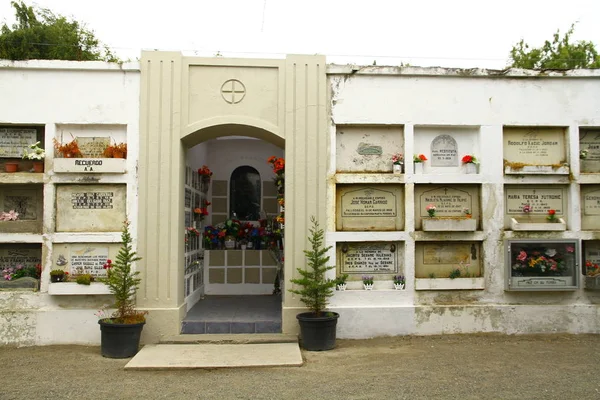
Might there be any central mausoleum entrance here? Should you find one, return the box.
[137,52,328,342]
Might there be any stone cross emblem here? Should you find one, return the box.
[220,79,246,104]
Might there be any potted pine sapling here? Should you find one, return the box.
[98,220,147,358]
[289,216,339,351]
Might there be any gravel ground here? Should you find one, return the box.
[1,334,600,400]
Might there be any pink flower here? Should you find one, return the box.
[517,251,527,262]
[566,246,575,253]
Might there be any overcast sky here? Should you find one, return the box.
[1,0,599,68]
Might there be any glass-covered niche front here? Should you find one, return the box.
[505,239,579,291]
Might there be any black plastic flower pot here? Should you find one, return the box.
[296,311,339,351]
[98,319,145,358]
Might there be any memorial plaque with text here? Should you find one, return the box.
[430,135,458,167]
[56,184,126,232]
[581,186,600,230]
[339,242,398,274]
[0,247,41,269]
[505,187,566,214]
[70,245,109,276]
[76,137,110,158]
[3,190,37,220]
[580,130,600,173]
[503,127,565,165]
[0,128,37,158]
[335,126,404,172]
[419,187,472,217]
[580,130,600,161]
[336,185,403,231]
[416,242,481,278]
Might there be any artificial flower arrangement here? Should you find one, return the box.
[22,141,45,160]
[193,200,211,221]
[426,204,436,217]
[53,138,83,158]
[461,154,479,164]
[102,142,127,158]
[204,218,280,250]
[268,156,285,225]
[362,275,374,285]
[2,264,41,281]
[463,207,472,218]
[186,227,200,237]
[511,245,574,276]
[547,209,558,222]
[586,260,600,277]
[392,153,404,165]
[393,275,406,288]
[198,165,212,179]
[522,204,532,214]
[0,210,19,221]
[580,149,589,160]
[413,154,428,163]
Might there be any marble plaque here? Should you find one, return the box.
[430,135,458,167]
[585,243,600,267]
[581,186,600,230]
[505,187,566,214]
[503,127,565,165]
[423,243,473,264]
[336,185,403,231]
[419,187,472,217]
[0,246,41,269]
[335,125,404,173]
[580,130,600,173]
[580,130,600,161]
[3,189,37,220]
[76,137,110,158]
[0,128,37,158]
[416,242,480,278]
[70,245,109,276]
[53,158,126,173]
[339,242,398,274]
[583,189,600,216]
[56,184,126,232]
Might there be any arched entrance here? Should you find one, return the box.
[137,52,327,342]
[180,125,284,333]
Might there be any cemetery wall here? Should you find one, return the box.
[318,65,600,338]
[0,60,140,345]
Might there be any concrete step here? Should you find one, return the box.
[160,333,298,345]
[181,320,281,334]
[125,343,303,370]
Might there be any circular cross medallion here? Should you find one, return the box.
[221,79,246,104]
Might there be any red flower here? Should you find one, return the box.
[462,155,473,163]
[418,154,427,161]
[548,209,556,215]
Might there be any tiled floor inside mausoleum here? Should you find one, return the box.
[181,295,282,334]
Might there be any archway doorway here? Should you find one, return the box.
[180,128,284,334]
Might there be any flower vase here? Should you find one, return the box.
[465,163,477,174]
[336,283,347,291]
[246,242,253,249]
[414,163,424,174]
[241,244,247,250]
[224,239,236,249]
[393,163,403,174]
[4,162,19,173]
[394,283,405,290]
[363,283,373,291]
[32,161,44,173]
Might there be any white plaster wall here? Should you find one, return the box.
[0,60,140,346]
[327,66,600,338]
